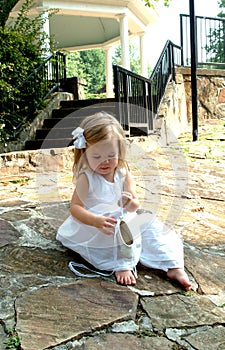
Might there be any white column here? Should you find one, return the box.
[139,32,148,77]
[119,14,130,70]
[105,47,114,98]
[41,11,51,56]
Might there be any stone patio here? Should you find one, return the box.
[0,119,225,350]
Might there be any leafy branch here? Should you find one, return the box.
[143,0,171,9]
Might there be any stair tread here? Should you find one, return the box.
[52,106,117,118]
[36,127,76,130]
[60,98,115,108]
[25,138,74,150]
[28,138,73,141]
[57,104,116,110]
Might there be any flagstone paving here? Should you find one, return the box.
[0,119,224,350]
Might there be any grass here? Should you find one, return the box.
[4,328,21,350]
[0,177,29,185]
[9,178,29,184]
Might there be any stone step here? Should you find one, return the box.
[35,127,76,140]
[25,138,73,150]
[52,105,116,119]
[43,116,84,128]
[60,97,115,108]
[25,98,117,150]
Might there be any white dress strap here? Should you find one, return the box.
[68,261,114,278]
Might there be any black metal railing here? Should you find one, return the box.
[113,64,153,133]
[1,51,66,140]
[113,40,182,134]
[150,40,182,117]
[180,14,225,68]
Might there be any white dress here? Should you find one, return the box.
[56,169,184,274]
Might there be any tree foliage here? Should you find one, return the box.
[113,43,140,74]
[218,0,225,17]
[205,0,225,63]
[143,0,171,8]
[66,49,106,95]
[0,0,19,28]
[0,0,55,145]
[80,49,106,94]
[66,42,152,96]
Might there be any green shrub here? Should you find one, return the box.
[0,0,56,145]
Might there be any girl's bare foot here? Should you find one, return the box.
[115,270,136,285]
[167,268,192,291]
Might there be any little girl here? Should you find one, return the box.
[56,112,191,290]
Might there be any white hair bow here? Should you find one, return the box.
[72,127,86,149]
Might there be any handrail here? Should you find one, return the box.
[150,40,182,116]
[113,64,154,133]
[113,40,182,134]
[1,51,66,139]
[150,41,182,81]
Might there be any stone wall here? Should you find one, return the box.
[62,77,86,100]
[0,147,74,176]
[155,79,189,145]
[176,67,225,121]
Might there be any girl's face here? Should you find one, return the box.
[86,139,119,180]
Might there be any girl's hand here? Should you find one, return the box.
[94,215,117,235]
[118,191,133,208]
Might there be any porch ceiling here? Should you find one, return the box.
[10,0,159,51]
[50,16,121,49]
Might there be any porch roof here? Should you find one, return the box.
[10,0,159,51]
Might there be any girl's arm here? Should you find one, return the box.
[121,170,140,212]
[70,173,117,235]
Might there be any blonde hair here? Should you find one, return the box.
[73,111,128,179]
